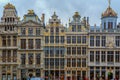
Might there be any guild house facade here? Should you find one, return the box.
[0,1,120,80]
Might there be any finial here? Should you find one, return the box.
[108,0,111,7]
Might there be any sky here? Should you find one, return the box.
[0,0,120,26]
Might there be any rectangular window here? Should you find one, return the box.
[72,36,76,43]
[96,51,100,63]
[67,36,71,43]
[13,50,17,62]
[7,36,11,46]
[102,36,106,47]
[108,22,113,29]
[36,53,40,64]
[107,51,114,63]
[116,36,120,47]
[28,28,33,35]
[72,47,76,55]
[90,51,94,62]
[82,58,86,67]
[96,36,100,46]
[82,36,86,44]
[2,36,6,47]
[77,58,81,67]
[72,58,76,67]
[55,36,59,43]
[77,47,81,55]
[77,36,81,43]
[2,50,6,62]
[35,39,41,49]
[67,58,71,67]
[90,36,94,46]
[13,36,17,46]
[28,53,33,64]
[45,36,49,43]
[115,51,120,62]
[50,36,54,43]
[36,28,40,36]
[82,47,86,55]
[21,39,26,49]
[61,36,64,43]
[7,50,11,62]
[21,28,26,35]
[21,54,26,65]
[67,47,71,55]
[101,51,106,62]
[28,39,33,49]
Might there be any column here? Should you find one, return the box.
[11,36,13,46]
[88,69,90,80]
[106,67,107,80]
[113,67,115,79]
[0,66,2,80]
[11,66,13,80]
[94,67,96,80]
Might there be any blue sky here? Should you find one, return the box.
[0,0,120,26]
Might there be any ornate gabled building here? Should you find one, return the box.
[44,12,66,80]
[0,3,19,80]
[66,12,89,80]
[88,2,120,80]
[17,10,44,79]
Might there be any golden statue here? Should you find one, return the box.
[28,10,34,14]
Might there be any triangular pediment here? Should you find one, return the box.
[20,20,41,27]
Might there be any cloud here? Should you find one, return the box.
[0,0,120,26]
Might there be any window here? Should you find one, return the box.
[78,25,81,31]
[82,58,86,67]
[67,59,71,67]
[13,50,17,62]
[60,58,64,68]
[36,28,40,36]
[55,36,59,43]
[56,27,59,33]
[90,51,94,62]
[36,69,40,77]
[77,36,81,43]
[101,51,106,62]
[13,36,17,46]
[82,47,86,55]
[28,39,33,49]
[115,51,120,62]
[72,25,76,32]
[104,22,106,29]
[2,50,6,62]
[107,51,114,63]
[21,54,26,65]
[96,51,100,63]
[108,22,113,29]
[67,36,71,43]
[45,58,49,68]
[102,36,106,47]
[2,36,6,46]
[7,50,11,62]
[50,59,54,67]
[36,53,40,64]
[55,58,59,67]
[96,36,100,46]
[77,47,81,55]
[72,47,76,55]
[7,36,11,46]
[50,36,54,43]
[21,39,26,49]
[90,36,94,46]
[77,58,81,67]
[45,36,49,43]
[82,36,86,44]
[28,28,33,35]
[67,47,71,55]
[35,39,41,49]
[61,36,64,43]
[28,53,33,64]
[50,27,54,33]
[72,36,76,43]
[21,28,26,35]
[116,36,120,47]
[72,58,76,67]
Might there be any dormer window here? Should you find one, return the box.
[108,22,113,29]
[104,22,106,29]
[28,28,33,35]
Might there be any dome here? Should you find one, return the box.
[102,6,117,18]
